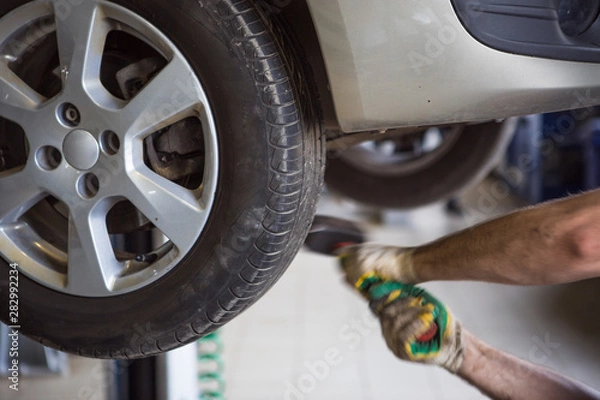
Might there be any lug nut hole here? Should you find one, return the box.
[78,173,100,199]
[100,130,121,156]
[36,146,62,171]
[58,103,81,127]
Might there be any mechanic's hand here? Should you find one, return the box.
[338,244,420,285]
[341,265,464,373]
[377,292,464,373]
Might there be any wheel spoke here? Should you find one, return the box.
[119,55,205,139]
[0,169,45,224]
[52,0,109,93]
[122,168,206,250]
[66,204,121,295]
[0,63,45,122]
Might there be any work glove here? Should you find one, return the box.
[339,244,420,285]
[345,269,465,373]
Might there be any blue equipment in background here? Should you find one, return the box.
[499,109,600,204]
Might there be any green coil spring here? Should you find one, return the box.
[198,332,225,400]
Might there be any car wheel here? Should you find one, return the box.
[0,0,323,358]
[325,122,513,209]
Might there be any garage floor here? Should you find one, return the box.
[221,180,600,400]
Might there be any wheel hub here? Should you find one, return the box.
[63,129,99,171]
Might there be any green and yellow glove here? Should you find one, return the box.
[346,267,464,373]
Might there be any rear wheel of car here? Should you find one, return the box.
[0,0,323,358]
[325,122,512,209]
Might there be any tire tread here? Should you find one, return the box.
[97,0,325,358]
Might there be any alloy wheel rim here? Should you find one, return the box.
[0,0,219,297]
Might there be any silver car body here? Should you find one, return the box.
[306,0,600,133]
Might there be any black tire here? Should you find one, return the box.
[0,0,324,358]
[325,122,510,209]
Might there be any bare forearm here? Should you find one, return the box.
[414,190,600,285]
[458,330,600,400]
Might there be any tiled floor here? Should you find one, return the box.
[221,183,600,399]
